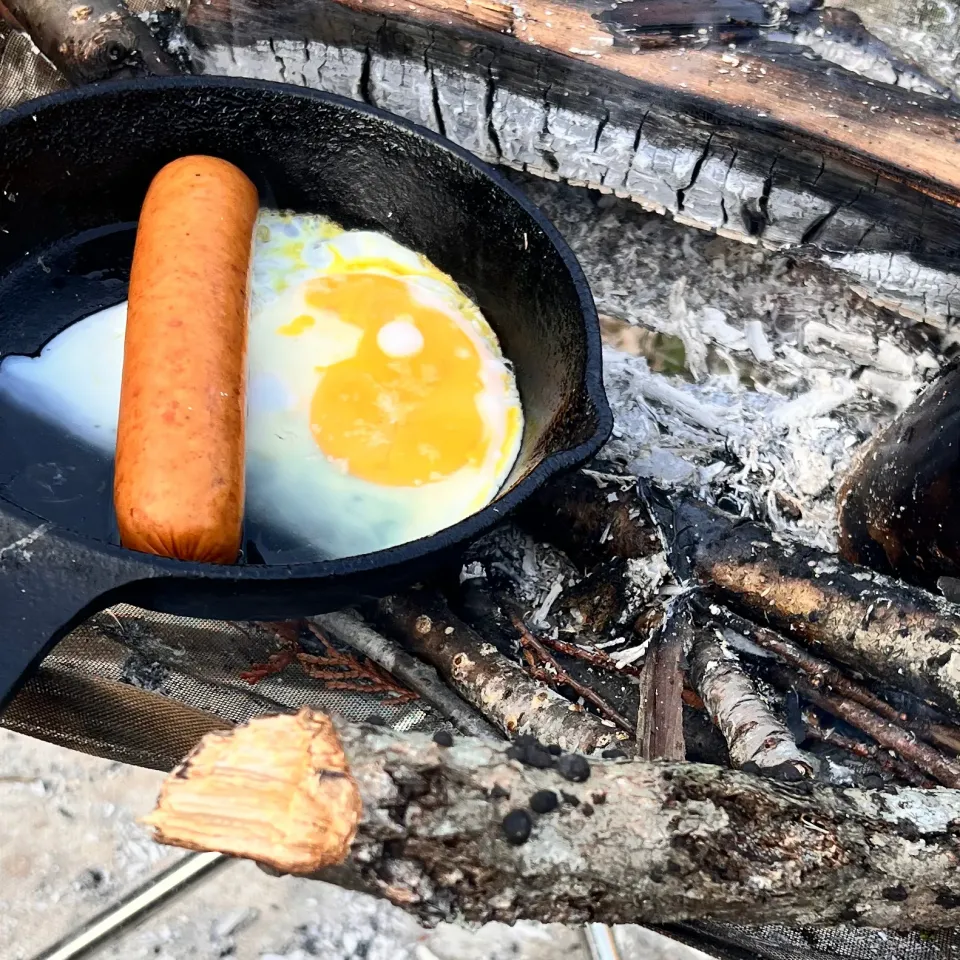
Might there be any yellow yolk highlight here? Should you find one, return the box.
[304,273,489,487]
[277,313,316,336]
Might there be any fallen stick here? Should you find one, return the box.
[636,601,688,761]
[689,625,813,782]
[144,707,960,930]
[372,591,621,753]
[763,664,960,789]
[716,606,905,721]
[537,632,642,679]
[692,516,960,716]
[309,611,501,741]
[718,605,960,758]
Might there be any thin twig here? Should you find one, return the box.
[766,665,960,789]
[511,616,633,733]
[719,607,906,720]
[916,722,960,756]
[717,605,960,758]
[804,719,936,789]
[299,627,419,703]
[237,622,302,684]
[239,619,418,704]
[310,612,500,740]
[536,633,643,678]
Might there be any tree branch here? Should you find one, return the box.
[719,605,960,757]
[372,591,622,753]
[146,708,960,930]
[309,611,501,741]
[689,623,813,782]
[693,517,960,716]
[763,663,960,789]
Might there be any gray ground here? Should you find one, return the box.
[1,728,711,959]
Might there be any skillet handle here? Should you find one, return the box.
[0,507,157,712]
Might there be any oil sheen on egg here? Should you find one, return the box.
[0,212,523,561]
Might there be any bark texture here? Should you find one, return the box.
[521,471,663,569]
[373,592,622,753]
[636,601,688,761]
[184,0,960,325]
[5,0,179,83]
[695,520,960,716]
[690,628,812,780]
[150,708,960,930]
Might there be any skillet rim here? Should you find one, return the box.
[0,73,613,584]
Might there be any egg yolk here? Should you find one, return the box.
[303,273,489,487]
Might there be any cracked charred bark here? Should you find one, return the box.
[149,708,960,931]
[183,0,960,326]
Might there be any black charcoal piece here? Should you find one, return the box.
[502,809,533,845]
[530,790,559,814]
[557,753,590,782]
[433,730,454,747]
[524,746,555,769]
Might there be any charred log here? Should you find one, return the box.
[183,0,960,326]
[691,513,960,716]
[837,358,960,592]
[4,0,180,83]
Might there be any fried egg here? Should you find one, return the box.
[0,212,523,561]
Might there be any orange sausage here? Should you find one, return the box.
[114,156,259,564]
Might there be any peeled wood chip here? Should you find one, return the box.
[142,708,361,874]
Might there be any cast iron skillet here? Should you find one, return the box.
[0,75,611,711]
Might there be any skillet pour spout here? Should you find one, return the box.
[0,76,611,711]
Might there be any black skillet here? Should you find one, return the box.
[0,75,611,711]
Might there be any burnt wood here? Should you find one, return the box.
[185,0,960,325]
